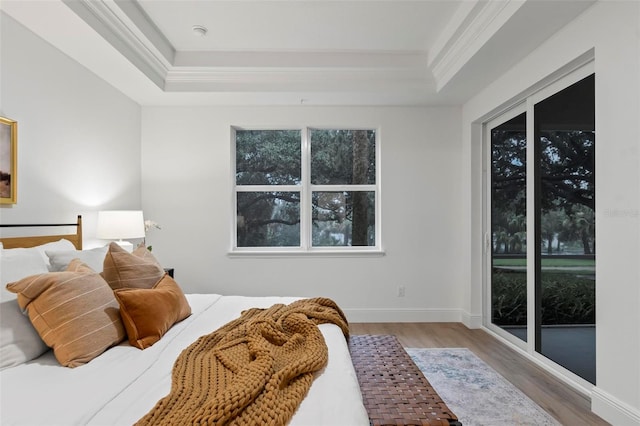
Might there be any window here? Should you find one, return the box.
[233,128,380,253]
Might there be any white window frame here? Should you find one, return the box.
[229,126,383,257]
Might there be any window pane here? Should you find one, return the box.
[237,192,300,247]
[491,112,527,342]
[236,130,301,185]
[312,191,375,246]
[310,130,375,185]
[535,74,595,384]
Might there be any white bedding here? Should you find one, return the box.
[0,294,369,426]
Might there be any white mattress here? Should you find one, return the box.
[0,294,369,426]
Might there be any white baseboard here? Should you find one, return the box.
[485,327,640,426]
[591,387,640,426]
[344,308,462,323]
[461,311,483,329]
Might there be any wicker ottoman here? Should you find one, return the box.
[349,334,461,426]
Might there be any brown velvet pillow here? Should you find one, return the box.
[113,274,191,349]
[102,242,164,290]
[5,259,126,367]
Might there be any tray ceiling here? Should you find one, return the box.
[2,0,595,106]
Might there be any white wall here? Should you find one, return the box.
[0,7,470,326]
[461,2,640,424]
[141,105,464,322]
[0,13,141,244]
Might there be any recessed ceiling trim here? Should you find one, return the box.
[174,50,428,69]
[164,68,429,92]
[113,0,175,63]
[428,0,527,92]
[428,0,482,67]
[63,0,171,89]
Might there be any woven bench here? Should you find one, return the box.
[348,334,461,426]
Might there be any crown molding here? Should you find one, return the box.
[62,0,172,88]
[428,0,526,92]
[164,67,430,93]
[174,50,428,69]
[111,0,174,63]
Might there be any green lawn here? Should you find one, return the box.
[493,257,595,268]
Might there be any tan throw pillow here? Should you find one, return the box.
[131,244,162,264]
[102,242,164,290]
[5,259,126,367]
[114,274,191,349]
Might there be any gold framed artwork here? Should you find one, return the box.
[0,116,17,204]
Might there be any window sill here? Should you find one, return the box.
[227,249,386,259]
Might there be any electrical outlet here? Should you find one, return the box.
[398,286,405,297]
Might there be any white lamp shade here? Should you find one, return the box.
[96,210,145,240]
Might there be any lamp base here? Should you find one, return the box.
[115,240,134,253]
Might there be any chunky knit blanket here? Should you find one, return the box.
[135,297,349,426]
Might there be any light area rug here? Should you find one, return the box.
[406,348,561,426]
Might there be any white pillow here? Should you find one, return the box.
[0,248,50,370]
[2,239,77,267]
[32,239,76,266]
[46,245,109,273]
[1,248,49,290]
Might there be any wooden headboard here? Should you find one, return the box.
[0,215,83,249]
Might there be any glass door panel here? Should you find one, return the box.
[490,112,527,342]
[534,74,596,383]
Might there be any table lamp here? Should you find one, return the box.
[96,210,145,252]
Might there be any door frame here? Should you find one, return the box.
[482,61,596,393]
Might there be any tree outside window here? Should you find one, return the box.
[234,128,378,251]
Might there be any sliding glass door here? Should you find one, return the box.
[489,110,528,343]
[486,66,596,385]
[534,74,596,383]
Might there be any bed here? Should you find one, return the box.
[0,216,369,425]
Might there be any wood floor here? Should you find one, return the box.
[349,322,610,426]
